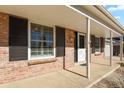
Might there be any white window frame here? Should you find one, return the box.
[28,21,56,60]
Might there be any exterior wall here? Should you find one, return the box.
[90,35,106,62]
[0,27,76,84]
[91,53,104,63]
[104,42,111,57]
[0,13,9,62]
[0,12,75,84]
[0,57,64,84]
[0,47,9,62]
[65,29,75,68]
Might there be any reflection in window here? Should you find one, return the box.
[31,23,54,58]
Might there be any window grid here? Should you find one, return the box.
[31,23,54,58]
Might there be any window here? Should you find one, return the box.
[79,35,85,48]
[95,37,100,52]
[31,23,54,58]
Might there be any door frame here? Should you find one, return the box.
[76,32,86,64]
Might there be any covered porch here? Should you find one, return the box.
[0,5,123,82]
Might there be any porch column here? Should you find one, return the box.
[120,35,123,61]
[86,17,91,79]
[110,30,113,66]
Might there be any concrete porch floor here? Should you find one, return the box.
[0,57,122,88]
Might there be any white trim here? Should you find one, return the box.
[86,17,91,79]
[78,32,85,36]
[28,22,56,60]
[110,30,113,66]
[120,35,123,61]
[28,21,31,60]
[66,5,122,36]
[77,33,86,63]
[53,26,56,58]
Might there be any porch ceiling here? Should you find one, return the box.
[0,5,119,37]
[91,20,120,38]
[0,5,87,32]
[91,20,109,37]
[72,5,124,35]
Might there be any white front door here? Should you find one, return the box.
[77,33,86,63]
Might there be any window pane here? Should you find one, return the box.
[79,35,85,48]
[44,48,49,52]
[43,31,53,41]
[31,23,41,32]
[31,52,38,56]
[43,52,48,56]
[49,48,54,56]
[31,23,54,58]
[38,52,43,56]
[31,31,42,40]
[31,41,42,48]
[31,48,38,52]
[43,42,53,48]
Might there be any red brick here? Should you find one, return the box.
[0,12,76,84]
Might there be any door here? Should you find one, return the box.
[105,43,110,57]
[77,33,86,63]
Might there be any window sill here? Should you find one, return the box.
[28,58,57,66]
[95,52,101,56]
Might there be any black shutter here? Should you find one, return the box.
[100,37,104,52]
[56,26,65,57]
[91,35,95,53]
[102,37,105,52]
[74,32,78,62]
[9,16,28,61]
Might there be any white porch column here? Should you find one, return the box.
[86,17,91,79]
[28,21,31,60]
[120,35,123,61]
[110,30,113,66]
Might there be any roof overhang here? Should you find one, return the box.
[0,5,87,32]
[71,5,124,35]
[0,5,123,37]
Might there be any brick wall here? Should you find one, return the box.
[91,53,104,63]
[0,12,76,84]
[0,13,9,62]
[0,13,9,47]
[0,57,64,84]
[0,47,9,62]
[0,28,76,84]
[64,29,75,68]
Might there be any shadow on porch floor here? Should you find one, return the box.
[0,57,122,88]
